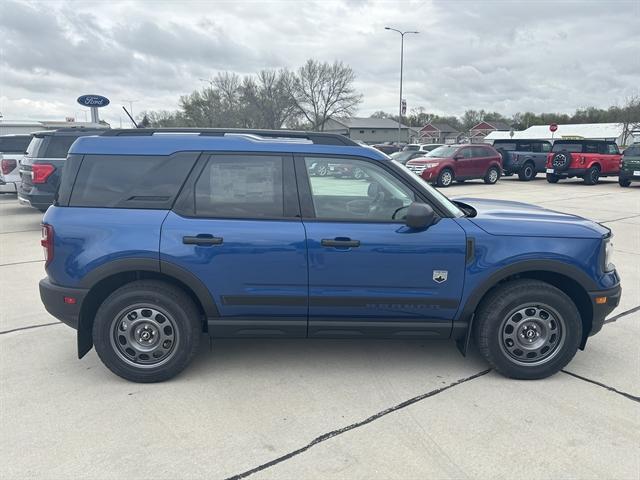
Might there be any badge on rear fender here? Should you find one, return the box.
[433,270,448,283]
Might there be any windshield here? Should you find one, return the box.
[426,145,459,158]
[552,142,582,153]
[392,160,464,217]
[390,151,419,163]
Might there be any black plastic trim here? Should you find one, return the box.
[39,277,88,329]
[207,317,307,337]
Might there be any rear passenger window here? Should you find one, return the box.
[518,143,532,152]
[195,155,284,218]
[44,136,80,158]
[584,143,599,154]
[69,153,198,209]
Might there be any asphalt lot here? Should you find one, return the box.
[1,176,638,479]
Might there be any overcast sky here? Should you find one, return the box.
[1,0,638,127]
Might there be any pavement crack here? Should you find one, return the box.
[562,370,639,403]
[604,305,640,324]
[600,214,640,224]
[0,229,41,235]
[0,322,61,335]
[0,259,45,267]
[224,369,492,480]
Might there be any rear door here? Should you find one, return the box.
[470,146,493,176]
[455,146,477,178]
[160,153,308,337]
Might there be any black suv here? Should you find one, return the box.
[492,139,552,181]
[18,128,107,211]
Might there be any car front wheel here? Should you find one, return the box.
[93,280,202,383]
[436,168,454,187]
[473,279,582,379]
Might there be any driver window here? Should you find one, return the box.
[304,157,415,221]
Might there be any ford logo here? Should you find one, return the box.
[77,95,110,108]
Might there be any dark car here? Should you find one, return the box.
[39,128,620,382]
[492,139,552,181]
[18,128,107,211]
[406,144,503,187]
[389,150,431,165]
[619,144,640,187]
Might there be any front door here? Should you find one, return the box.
[297,155,467,339]
[161,153,308,337]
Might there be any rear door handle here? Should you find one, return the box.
[321,238,360,248]
[183,235,223,246]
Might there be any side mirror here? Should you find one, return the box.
[405,202,436,230]
[453,155,462,160]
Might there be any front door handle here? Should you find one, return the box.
[183,235,223,246]
[321,238,360,248]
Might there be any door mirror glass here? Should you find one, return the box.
[405,202,436,229]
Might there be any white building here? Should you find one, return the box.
[484,123,637,146]
[0,119,107,136]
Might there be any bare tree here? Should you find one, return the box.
[619,95,640,146]
[241,70,298,129]
[286,59,362,131]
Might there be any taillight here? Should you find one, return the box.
[41,224,54,266]
[1,159,17,175]
[32,164,55,184]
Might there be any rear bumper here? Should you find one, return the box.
[39,277,89,330]
[17,190,54,210]
[588,284,621,336]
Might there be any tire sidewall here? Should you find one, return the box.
[485,166,500,184]
[93,284,200,382]
[519,162,535,181]
[584,166,600,185]
[437,168,453,187]
[475,283,582,379]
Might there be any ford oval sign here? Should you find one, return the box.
[77,95,110,108]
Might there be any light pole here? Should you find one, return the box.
[385,27,418,146]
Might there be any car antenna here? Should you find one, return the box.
[122,106,139,128]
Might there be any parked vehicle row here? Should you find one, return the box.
[0,134,31,193]
[545,140,622,185]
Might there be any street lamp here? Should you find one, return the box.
[385,26,418,145]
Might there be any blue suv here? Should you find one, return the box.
[39,129,621,382]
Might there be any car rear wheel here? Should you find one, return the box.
[484,166,500,184]
[546,174,560,183]
[93,280,201,383]
[619,177,631,187]
[473,279,581,379]
[583,165,600,185]
[436,168,454,187]
[518,162,536,181]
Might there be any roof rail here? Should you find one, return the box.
[100,128,359,146]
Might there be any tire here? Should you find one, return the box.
[518,162,536,181]
[551,150,572,171]
[316,163,328,177]
[583,165,600,185]
[473,279,582,379]
[436,168,454,187]
[546,174,560,183]
[484,166,500,184]
[93,280,202,383]
[619,177,631,187]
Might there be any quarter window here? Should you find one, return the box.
[606,144,619,155]
[304,157,415,221]
[195,155,285,218]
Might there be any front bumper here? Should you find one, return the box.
[588,284,621,336]
[39,277,89,330]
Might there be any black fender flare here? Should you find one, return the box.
[77,257,219,357]
[455,259,597,354]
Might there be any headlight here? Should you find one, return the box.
[424,163,439,169]
[604,237,615,272]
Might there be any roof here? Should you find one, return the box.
[329,117,411,130]
[69,132,390,159]
[420,122,459,133]
[471,121,512,131]
[485,123,625,141]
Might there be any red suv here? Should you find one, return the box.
[405,144,502,187]
[546,140,621,185]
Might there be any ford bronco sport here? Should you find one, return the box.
[39,129,621,383]
[618,144,640,187]
[545,139,622,185]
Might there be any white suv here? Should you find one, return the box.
[0,134,31,193]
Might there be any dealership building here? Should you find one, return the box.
[323,117,420,144]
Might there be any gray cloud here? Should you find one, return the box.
[1,0,638,126]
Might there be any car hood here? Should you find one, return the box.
[453,197,609,239]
